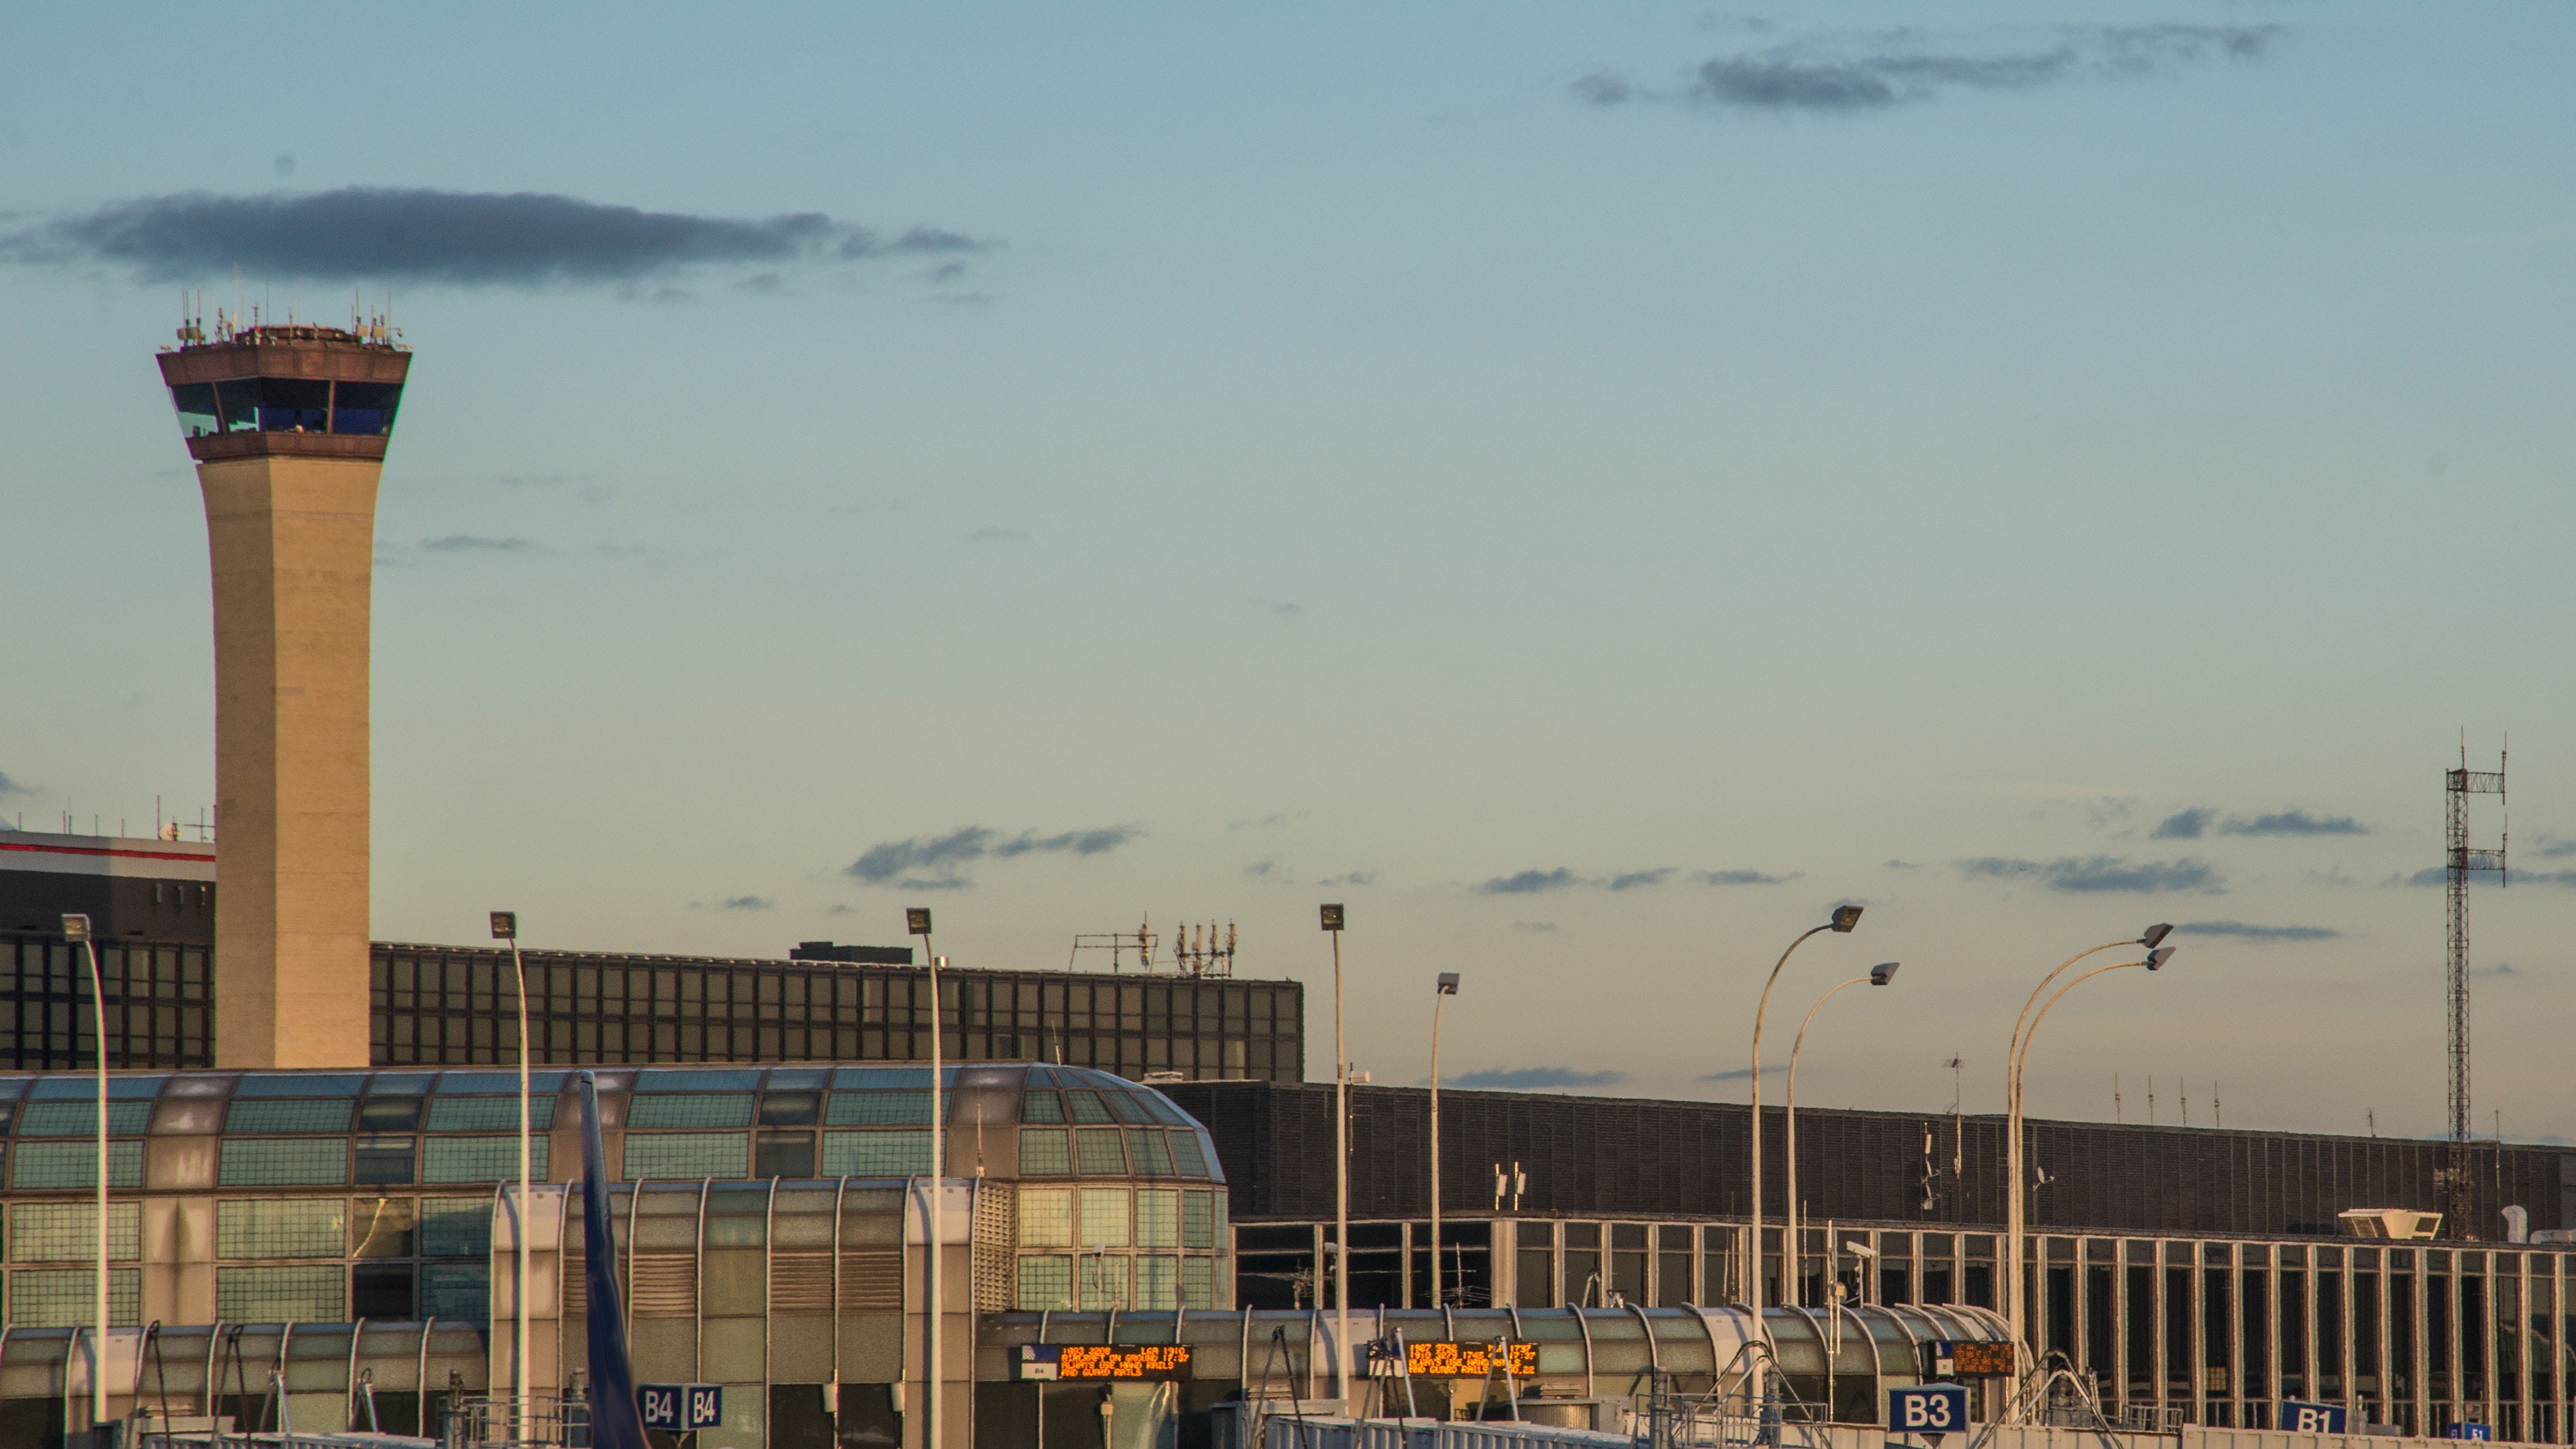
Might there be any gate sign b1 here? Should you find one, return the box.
[1889,1384,1970,1442]
[640,1383,723,1432]
[2281,1402,2347,1434]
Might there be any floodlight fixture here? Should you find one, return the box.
[1844,1239,1880,1258]
[2140,922,2174,948]
[906,907,933,936]
[1830,905,1863,932]
[1436,972,1459,995]
[1869,962,1900,986]
[488,911,516,941]
[2146,945,2177,971]
[1320,903,1345,932]
[61,914,91,943]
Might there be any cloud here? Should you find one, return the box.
[2535,837,2576,860]
[1242,858,1281,877]
[1512,921,1558,933]
[0,771,32,799]
[1,186,993,287]
[1320,870,1380,887]
[703,895,774,912]
[1477,868,1579,896]
[1264,601,1303,618]
[1958,856,2223,894]
[415,535,539,554]
[2223,810,2366,837]
[963,527,1028,544]
[2173,920,2339,942]
[1450,1066,1627,1092]
[1884,860,1920,870]
[844,823,1139,888]
[2390,866,2576,888]
[2151,808,2214,840]
[1697,1064,1787,1083]
[2472,962,2521,978]
[1607,868,1674,891]
[1692,868,1798,886]
[1230,813,1293,831]
[1571,72,1636,106]
[2510,868,2576,887]
[1587,24,2278,116]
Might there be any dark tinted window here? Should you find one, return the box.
[170,383,220,438]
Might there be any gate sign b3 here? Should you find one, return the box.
[640,1383,723,1431]
[2281,1402,2347,1434]
[1889,1384,1969,1442]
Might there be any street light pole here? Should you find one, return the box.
[489,911,531,1442]
[2002,926,2172,1355]
[1745,905,1860,1401]
[907,909,941,1449]
[62,914,108,1432]
[1429,973,1459,1307]
[1782,963,1898,1307]
[1320,904,1348,1408]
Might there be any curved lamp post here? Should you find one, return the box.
[62,914,108,1432]
[1745,903,1862,1402]
[1429,971,1459,1307]
[1782,962,1900,1306]
[488,911,532,1442]
[2004,935,2175,1355]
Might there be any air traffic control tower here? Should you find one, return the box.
[157,317,410,1068]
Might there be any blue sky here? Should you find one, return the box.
[3,2,2573,1147]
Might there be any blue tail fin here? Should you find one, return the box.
[580,1072,649,1449]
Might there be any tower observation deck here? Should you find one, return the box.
[157,317,410,1068]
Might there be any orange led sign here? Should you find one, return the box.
[1054,1345,1192,1380]
[1405,1341,1536,1378]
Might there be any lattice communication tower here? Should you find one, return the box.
[2443,740,2506,1237]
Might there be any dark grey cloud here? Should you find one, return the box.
[845,823,1139,888]
[1321,870,1380,887]
[1884,859,1921,869]
[0,771,32,799]
[1,187,993,287]
[1570,72,1636,105]
[2224,810,2366,837]
[1242,858,1278,877]
[710,895,774,912]
[1587,23,2278,116]
[2472,962,2521,978]
[1608,868,1675,891]
[1450,1066,1626,1092]
[2173,920,2339,942]
[2535,837,2576,860]
[2390,866,2576,888]
[1478,868,1578,896]
[1698,1064,1787,1083]
[1693,868,1798,886]
[416,535,539,554]
[1958,856,2223,894]
[2151,808,2214,840]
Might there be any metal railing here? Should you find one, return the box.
[440,1395,591,1449]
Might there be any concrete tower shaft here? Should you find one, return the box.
[157,323,411,1069]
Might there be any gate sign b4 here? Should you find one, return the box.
[640,1383,724,1432]
[1889,1384,1969,1442]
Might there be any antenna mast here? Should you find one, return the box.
[2444,737,2507,1238]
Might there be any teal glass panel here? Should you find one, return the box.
[635,1069,762,1092]
[217,1264,346,1321]
[18,1101,152,1136]
[14,1140,143,1189]
[425,1096,558,1132]
[223,1099,355,1133]
[1075,1128,1126,1175]
[1019,1129,1072,1176]
[623,1132,748,1179]
[421,1136,549,1183]
[218,1138,347,1186]
[627,1095,753,1129]
[418,1200,491,1258]
[234,1074,368,1098]
[824,1091,933,1126]
[820,1130,931,1177]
